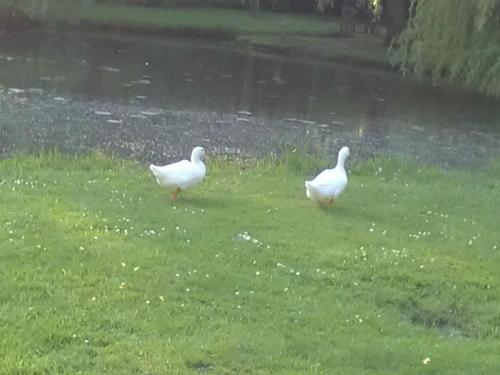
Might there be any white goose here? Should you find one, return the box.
[305,146,350,205]
[150,146,206,200]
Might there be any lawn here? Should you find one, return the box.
[236,34,389,68]
[0,152,499,374]
[76,4,339,37]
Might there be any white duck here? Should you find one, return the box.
[150,146,206,200]
[305,146,350,205]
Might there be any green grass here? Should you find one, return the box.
[237,34,389,67]
[49,3,390,67]
[1,152,499,374]
[75,4,339,37]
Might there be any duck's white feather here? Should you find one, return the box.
[150,147,206,192]
[150,161,205,190]
[305,168,347,203]
[305,146,349,204]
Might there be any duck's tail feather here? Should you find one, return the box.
[305,181,313,199]
[149,164,161,178]
[306,181,325,200]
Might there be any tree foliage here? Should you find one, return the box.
[315,0,381,13]
[0,0,93,21]
[392,0,500,97]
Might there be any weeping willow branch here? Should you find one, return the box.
[391,0,500,97]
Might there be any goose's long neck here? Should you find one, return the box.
[191,154,201,164]
[191,154,205,169]
[336,154,346,169]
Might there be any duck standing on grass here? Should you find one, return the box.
[150,146,206,200]
[305,146,350,206]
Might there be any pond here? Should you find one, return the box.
[0,30,499,167]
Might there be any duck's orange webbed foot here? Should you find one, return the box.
[319,198,335,207]
[171,188,181,201]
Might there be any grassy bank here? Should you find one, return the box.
[57,3,389,67]
[76,4,338,37]
[1,152,499,374]
[236,34,389,68]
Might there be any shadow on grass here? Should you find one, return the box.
[316,201,383,224]
[160,194,236,210]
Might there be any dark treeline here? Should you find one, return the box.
[96,0,410,41]
[1,0,410,43]
[96,0,322,12]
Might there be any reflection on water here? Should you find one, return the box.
[0,30,499,166]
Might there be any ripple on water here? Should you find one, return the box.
[0,31,499,166]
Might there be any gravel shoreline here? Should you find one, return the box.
[1,90,499,168]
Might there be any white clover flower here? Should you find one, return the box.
[238,232,252,241]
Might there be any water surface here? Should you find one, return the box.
[0,30,499,166]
